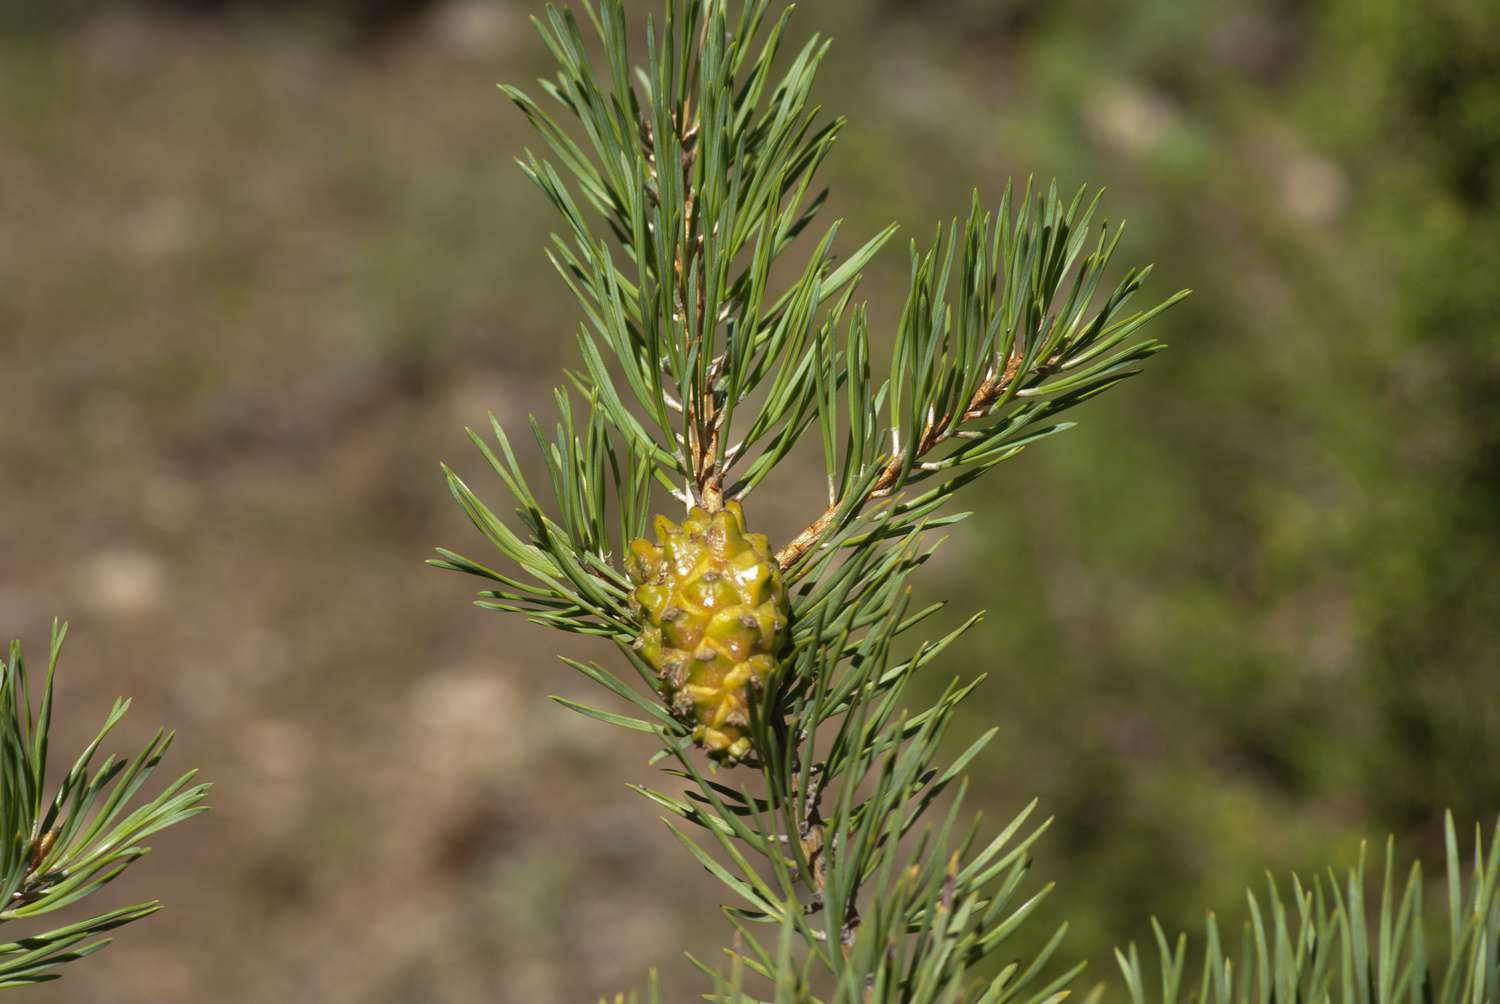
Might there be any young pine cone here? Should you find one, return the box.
[625,502,788,764]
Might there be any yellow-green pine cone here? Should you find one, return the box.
[624,501,788,764]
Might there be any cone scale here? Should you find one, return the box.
[625,501,788,764]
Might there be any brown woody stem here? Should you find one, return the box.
[775,348,1031,569]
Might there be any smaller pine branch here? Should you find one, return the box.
[0,621,210,988]
[1113,813,1500,1004]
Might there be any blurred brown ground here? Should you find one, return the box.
[0,5,733,999]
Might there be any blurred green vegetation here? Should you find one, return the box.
[849,0,1500,969]
[1,0,1496,998]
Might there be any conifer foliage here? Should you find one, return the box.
[436,1,1498,1001]
[0,622,208,988]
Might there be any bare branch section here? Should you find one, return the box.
[673,116,728,513]
[777,348,1029,568]
[644,62,719,507]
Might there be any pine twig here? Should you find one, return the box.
[776,347,1030,569]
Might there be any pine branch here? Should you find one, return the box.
[438,1,1188,999]
[775,315,1028,571]
[774,184,1188,576]
[0,621,210,988]
[1114,814,1500,1004]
